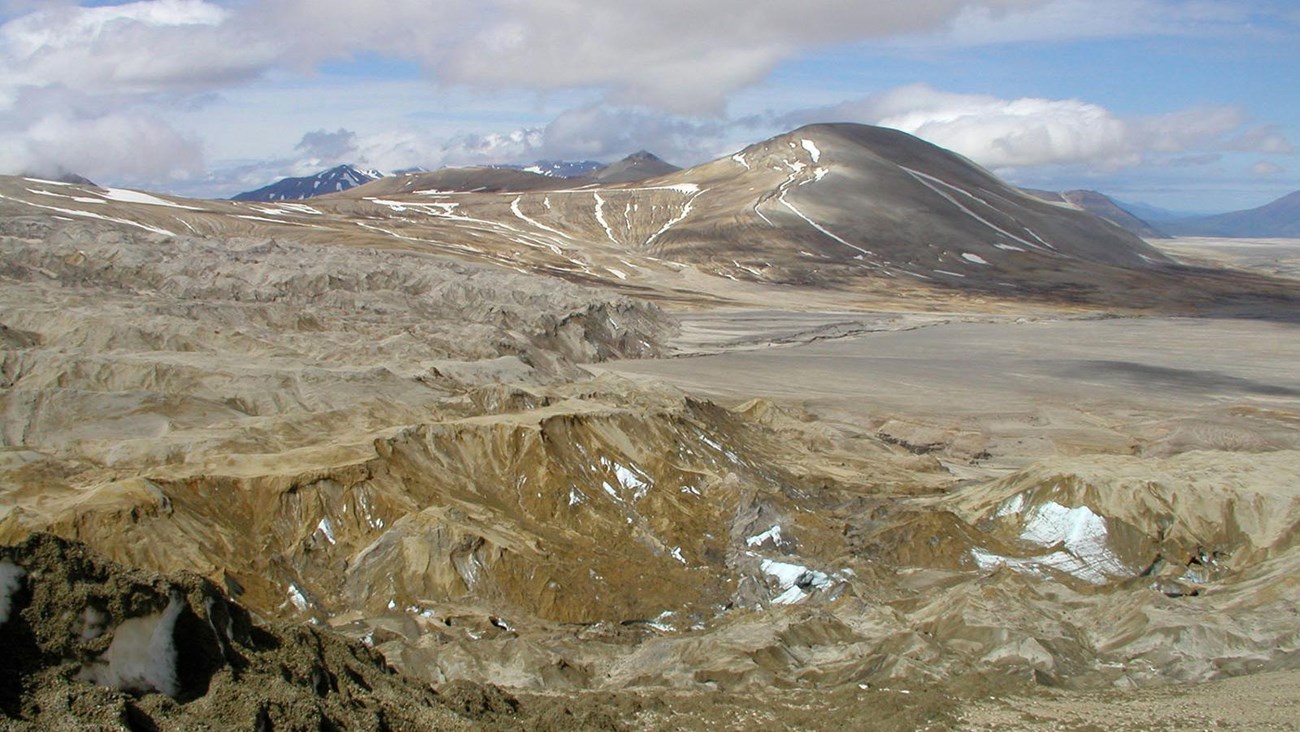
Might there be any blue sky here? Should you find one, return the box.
[0,0,1296,213]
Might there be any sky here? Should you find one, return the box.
[0,0,1296,212]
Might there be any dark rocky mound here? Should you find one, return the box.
[17,169,97,187]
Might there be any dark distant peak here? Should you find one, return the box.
[495,159,604,178]
[231,163,384,202]
[625,150,664,162]
[20,169,96,187]
[589,151,681,183]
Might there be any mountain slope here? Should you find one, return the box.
[649,124,1170,278]
[1163,190,1300,237]
[232,164,383,201]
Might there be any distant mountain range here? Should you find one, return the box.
[496,160,604,178]
[224,147,1298,240]
[1159,190,1300,238]
[10,121,1299,315]
[232,152,682,202]
[231,164,384,202]
[1023,187,1300,239]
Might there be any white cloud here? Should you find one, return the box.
[249,0,1046,112]
[0,0,272,95]
[2,1,1050,114]
[1251,160,1284,176]
[791,84,1296,174]
[910,0,1274,46]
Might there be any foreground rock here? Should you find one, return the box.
[0,533,475,730]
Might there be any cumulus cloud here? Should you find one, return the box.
[0,0,1046,113]
[0,0,273,95]
[1251,160,1284,176]
[786,84,1297,174]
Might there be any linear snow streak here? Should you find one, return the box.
[594,192,618,244]
[644,189,704,247]
[899,167,1046,252]
[510,196,573,242]
[773,173,872,258]
[0,193,175,236]
[370,197,565,255]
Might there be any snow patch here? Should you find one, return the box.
[962,252,989,265]
[0,560,25,626]
[27,188,105,204]
[758,557,837,606]
[613,462,650,500]
[316,517,336,545]
[287,583,309,611]
[98,188,203,210]
[732,153,750,170]
[746,525,783,548]
[671,547,686,564]
[801,139,822,163]
[79,594,184,698]
[593,192,618,244]
[995,493,1026,518]
[772,586,808,605]
[974,500,1130,584]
